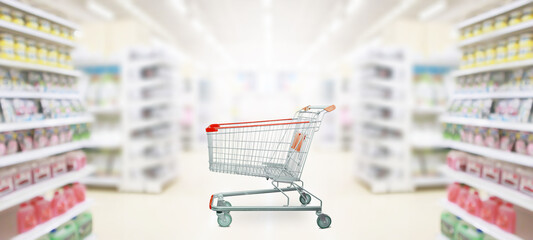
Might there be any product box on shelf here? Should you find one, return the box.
[0,167,15,197]
[17,202,37,233]
[517,167,533,196]
[481,158,502,184]
[501,162,520,189]
[466,155,483,177]
[30,196,52,224]
[50,155,67,177]
[31,159,52,183]
[13,163,33,190]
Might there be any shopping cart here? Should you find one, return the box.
[206,105,335,228]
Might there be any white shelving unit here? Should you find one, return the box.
[77,49,179,193]
[0,3,94,238]
[354,49,453,193]
[440,2,533,239]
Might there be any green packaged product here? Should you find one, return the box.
[49,220,79,240]
[74,212,93,239]
[456,224,484,240]
[440,212,459,238]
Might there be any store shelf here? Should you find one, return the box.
[11,199,93,240]
[364,79,399,89]
[0,141,89,167]
[0,19,76,48]
[440,116,533,133]
[0,166,94,212]
[136,97,170,109]
[452,91,533,100]
[131,78,167,89]
[452,59,533,77]
[0,116,93,132]
[0,91,79,99]
[441,166,533,212]
[441,199,523,240]
[84,137,121,149]
[412,106,445,115]
[88,105,121,114]
[82,176,120,187]
[413,176,449,188]
[456,0,533,29]
[0,58,81,77]
[458,20,533,48]
[362,118,404,130]
[129,117,171,130]
[411,139,447,149]
[361,98,403,109]
[444,140,533,167]
[0,0,78,29]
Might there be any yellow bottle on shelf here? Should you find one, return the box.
[496,40,508,64]
[475,45,486,67]
[507,36,519,62]
[519,33,533,60]
[482,19,494,34]
[51,24,61,36]
[485,43,496,65]
[39,19,51,33]
[463,27,473,39]
[0,33,15,60]
[495,15,508,29]
[14,36,26,62]
[25,15,38,29]
[466,47,475,68]
[47,45,57,67]
[11,10,24,25]
[0,7,11,22]
[523,7,533,21]
[58,47,66,68]
[460,51,468,69]
[472,24,482,36]
[509,10,522,26]
[37,43,48,65]
[26,40,37,64]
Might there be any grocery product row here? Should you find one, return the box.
[0,124,90,156]
[1,98,86,122]
[455,68,532,93]
[0,3,74,40]
[0,32,73,69]
[443,124,533,156]
[447,151,533,197]
[34,211,92,240]
[0,151,86,198]
[460,33,533,69]
[446,98,532,122]
[16,184,87,234]
[0,69,77,92]
[460,5,532,41]
[446,184,517,234]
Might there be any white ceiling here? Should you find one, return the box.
[23,0,507,70]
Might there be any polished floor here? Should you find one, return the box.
[88,151,445,239]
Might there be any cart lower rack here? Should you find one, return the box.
[206,105,335,228]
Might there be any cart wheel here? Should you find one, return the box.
[299,193,311,205]
[224,201,232,207]
[217,213,232,227]
[316,214,331,229]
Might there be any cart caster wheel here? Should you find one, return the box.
[299,193,311,205]
[218,213,232,227]
[224,201,232,207]
[317,214,331,229]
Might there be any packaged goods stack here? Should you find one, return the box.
[0,0,94,239]
[440,1,533,239]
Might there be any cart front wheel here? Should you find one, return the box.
[224,201,232,207]
[299,193,311,205]
[217,213,232,227]
[317,214,331,229]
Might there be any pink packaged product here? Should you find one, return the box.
[496,203,516,233]
[51,190,67,216]
[447,151,467,171]
[5,132,19,155]
[16,130,34,152]
[499,130,516,152]
[66,151,86,171]
[501,163,520,189]
[481,196,503,224]
[33,128,48,148]
[13,164,33,190]
[46,127,59,146]
[58,126,68,144]
[481,159,502,184]
[63,185,76,209]
[17,202,37,233]
[31,159,52,183]
[515,132,529,155]
[0,133,7,156]
[72,182,86,203]
[0,167,15,197]
[485,128,500,149]
[466,155,483,177]
[457,185,470,209]
[50,155,67,177]
[30,196,52,224]
[474,127,485,146]
[465,191,482,216]
[517,167,533,197]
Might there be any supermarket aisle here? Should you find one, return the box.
[87,150,444,239]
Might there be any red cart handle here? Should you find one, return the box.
[302,105,336,112]
[206,119,309,132]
